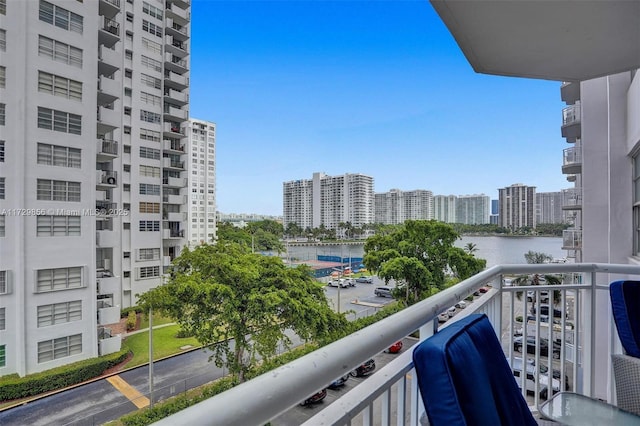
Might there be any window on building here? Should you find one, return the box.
[123,271,130,277]
[139,165,160,177]
[140,91,161,106]
[140,128,160,142]
[139,202,160,213]
[123,222,130,230]
[141,55,161,72]
[0,141,3,162]
[123,164,131,172]
[125,30,133,41]
[0,66,5,88]
[124,106,131,116]
[123,145,131,153]
[123,251,130,259]
[140,73,161,89]
[139,183,160,195]
[126,12,133,23]
[37,107,81,135]
[0,29,6,52]
[0,0,5,15]
[0,103,4,125]
[39,1,83,33]
[139,220,160,231]
[123,183,130,192]
[140,110,161,123]
[125,49,133,60]
[125,68,132,79]
[124,127,131,135]
[38,71,82,101]
[0,215,4,238]
[37,300,82,327]
[37,143,81,168]
[38,36,82,68]
[36,215,81,236]
[0,177,4,199]
[142,19,162,37]
[0,307,4,330]
[142,1,163,19]
[37,334,82,363]
[36,179,81,202]
[124,87,132,97]
[138,248,160,261]
[137,266,160,279]
[36,267,83,292]
[139,146,160,160]
[0,270,6,293]
[0,345,5,367]
[142,37,162,54]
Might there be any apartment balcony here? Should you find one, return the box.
[163,256,172,267]
[162,157,185,171]
[98,327,121,356]
[563,229,582,250]
[165,2,189,24]
[96,229,117,248]
[164,212,186,222]
[162,228,185,239]
[164,52,189,75]
[97,105,119,134]
[162,176,186,188]
[154,263,640,426]
[98,0,120,19]
[561,104,581,143]
[163,122,185,138]
[98,45,119,77]
[96,170,118,189]
[163,194,186,205]
[96,200,117,215]
[164,88,188,106]
[97,302,120,326]
[165,18,189,41]
[566,174,577,183]
[165,35,189,59]
[170,0,191,10]
[97,138,118,161]
[163,139,185,153]
[163,104,188,122]
[97,75,119,106]
[560,81,580,106]
[562,145,582,175]
[98,17,120,48]
[561,188,582,210]
[164,70,188,91]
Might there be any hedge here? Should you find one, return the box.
[0,349,131,402]
[121,306,144,319]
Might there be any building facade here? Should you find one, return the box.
[374,189,434,225]
[498,184,536,231]
[455,194,490,225]
[0,0,190,376]
[186,118,216,246]
[535,191,564,224]
[433,195,457,223]
[283,172,374,231]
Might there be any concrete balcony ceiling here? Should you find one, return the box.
[430,1,640,81]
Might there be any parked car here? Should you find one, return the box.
[478,286,491,293]
[527,290,550,303]
[531,304,563,318]
[351,359,376,377]
[438,312,449,323]
[507,357,558,399]
[513,336,561,359]
[533,358,570,390]
[355,276,373,284]
[374,286,393,298]
[328,373,350,389]
[300,388,327,406]
[345,278,356,287]
[455,301,467,309]
[328,279,350,288]
[387,341,403,354]
[446,306,457,317]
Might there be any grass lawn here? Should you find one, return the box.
[138,313,174,330]
[122,325,201,368]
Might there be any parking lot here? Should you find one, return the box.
[322,275,396,318]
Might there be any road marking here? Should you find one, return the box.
[107,375,150,409]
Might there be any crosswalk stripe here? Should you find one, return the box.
[106,375,150,409]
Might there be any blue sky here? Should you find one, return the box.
[190,0,569,216]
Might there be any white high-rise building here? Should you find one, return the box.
[455,194,490,225]
[0,0,190,376]
[434,195,457,223]
[374,189,433,225]
[498,184,536,231]
[283,172,374,231]
[536,191,564,224]
[186,119,216,246]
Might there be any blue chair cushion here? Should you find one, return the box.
[413,314,537,426]
[610,280,640,358]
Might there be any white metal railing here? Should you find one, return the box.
[562,104,581,126]
[152,263,640,426]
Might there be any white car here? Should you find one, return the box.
[507,357,560,399]
[447,306,456,317]
[455,301,467,309]
[437,312,449,323]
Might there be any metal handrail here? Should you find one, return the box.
[153,263,640,426]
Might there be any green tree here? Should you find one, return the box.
[138,242,347,382]
[285,222,303,239]
[464,242,478,255]
[363,220,486,305]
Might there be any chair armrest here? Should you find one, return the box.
[612,354,640,416]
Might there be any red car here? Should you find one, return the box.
[300,388,327,406]
[387,341,403,354]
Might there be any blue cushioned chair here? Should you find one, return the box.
[610,280,640,415]
[412,313,538,426]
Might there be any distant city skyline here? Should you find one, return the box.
[190,1,569,216]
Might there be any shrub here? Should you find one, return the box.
[174,328,193,338]
[126,311,137,331]
[0,350,130,402]
[121,306,144,319]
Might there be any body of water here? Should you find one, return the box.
[284,236,566,268]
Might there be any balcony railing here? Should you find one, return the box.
[102,17,120,36]
[154,263,640,426]
[561,187,582,209]
[563,229,582,250]
[562,104,581,127]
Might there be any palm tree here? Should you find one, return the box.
[513,251,563,312]
[464,242,478,255]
